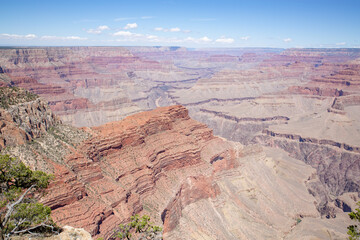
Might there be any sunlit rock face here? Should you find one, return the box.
[7,105,355,239]
[1,47,360,239]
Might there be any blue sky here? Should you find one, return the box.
[0,0,359,48]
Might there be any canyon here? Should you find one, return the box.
[0,47,359,239]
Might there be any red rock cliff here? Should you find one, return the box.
[37,105,235,239]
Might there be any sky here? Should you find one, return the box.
[0,0,359,48]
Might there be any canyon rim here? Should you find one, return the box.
[0,46,359,239]
[1,0,360,239]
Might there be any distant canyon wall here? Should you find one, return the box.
[2,47,358,127]
[1,47,360,238]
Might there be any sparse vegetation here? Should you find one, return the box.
[0,154,58,240]
[0,87,38,109]
[113,214,162,240]
[348,202,360,240]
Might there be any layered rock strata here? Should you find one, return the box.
[166,51,360,221]
[0,47,211,127]
[1,47,360,239]
[4,47,359,127]
[8,105,222,238]
[4,104,356,239]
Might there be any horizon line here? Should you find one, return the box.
[1,45,360,50]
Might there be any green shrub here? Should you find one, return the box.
[114,214,162,240]
[348,202,360,240]
[0,87,38,109]
[0,154,58,239]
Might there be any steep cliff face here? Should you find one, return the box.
[0,87,60,150]
[4,104,355,239]
[7,105,223,238]
[2,47,360,239]
[257,132,360,217]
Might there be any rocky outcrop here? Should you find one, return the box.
[287,86,346,97]
[257,133,360,217]
[9,105,226,238]
[262,129,360,153]
[313,64,360,86]
[161,175,220,232]
[331,95,360,110]
[55,226,92,240]
[14,226,92,240]
[0,88,60,150]
[4,104,355,239]
[200,108,289,122]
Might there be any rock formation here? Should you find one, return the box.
[1,47,360,239]
[1,99,355,239]
[0,47,207,127]
[0,87,60,150]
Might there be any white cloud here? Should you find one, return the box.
[147,35,158,40]
[141,16,153,19]
[241,36,250,40]
[183,36,213,44]
[169,27,181,32]
[215,37,235,44]
[1,34,21,38]
[87,29,99,34]
[113,31,142,38]
[124,23,138,29]
[154,27,181,32]
[113,31,134,36]
[283,38,292,43]
[1,33,37,39]
[184,37,195,41]
[199,36,212,42]
[87,25,110,34]
[0,34,86,41]
[98,25,109,31]
[40,36,56,40]
[336,42,346,46]
[25,34,36,39]
[146,35,160,42]
[66,36,87,40]
[110,33,214,45]
[113,33,160,43]
[41,35,87,40]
